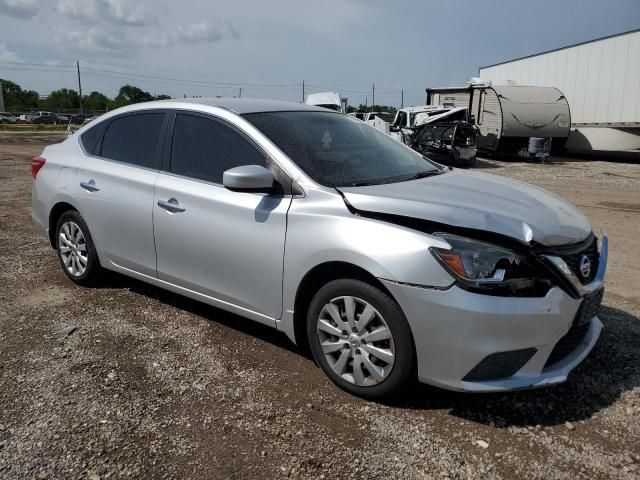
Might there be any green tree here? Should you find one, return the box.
[84,91,110,112]
[155,94,171,100]
[113,84,155,107]
[0,79,39,110]
[44,88,80,110]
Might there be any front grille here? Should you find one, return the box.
[560,238,599,284]
[463,348,537,382]
[544,287,604,369]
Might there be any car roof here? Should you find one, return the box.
[160,97,332,114]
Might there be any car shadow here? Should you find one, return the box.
[98,271,300,356]
[387,305,640,427]
[97,272,639,427]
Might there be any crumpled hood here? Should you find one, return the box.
[338,169,592,246]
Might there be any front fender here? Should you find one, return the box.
[282,188,455,315]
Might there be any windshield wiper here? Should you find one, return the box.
[405,170,444,181]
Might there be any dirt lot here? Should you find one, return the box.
[1,133,639,479]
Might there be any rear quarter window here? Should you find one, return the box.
[79,121,108,155]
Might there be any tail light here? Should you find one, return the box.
[32,156,46,179]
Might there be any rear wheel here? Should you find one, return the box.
[307,279,415,399]
[55,211,103,286]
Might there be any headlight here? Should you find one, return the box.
[430,234,545,294]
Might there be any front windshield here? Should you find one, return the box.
[243,111,441,187]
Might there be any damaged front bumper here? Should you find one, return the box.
[380,234,608,393]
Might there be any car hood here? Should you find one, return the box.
[337,169,592,246]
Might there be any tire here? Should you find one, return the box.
[306,279,415,399]
[55,210,103,286]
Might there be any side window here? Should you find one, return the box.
[79,121,107,154]
[100,113,165,169]
[397,111,407,127]
[170,113,267,184]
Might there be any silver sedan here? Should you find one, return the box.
[31,98,607,399]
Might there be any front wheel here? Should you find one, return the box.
[306,279,415,399]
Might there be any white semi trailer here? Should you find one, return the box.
[478,29,640,154]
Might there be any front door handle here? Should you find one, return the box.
[157,198,186,213]
[80,180,100,192]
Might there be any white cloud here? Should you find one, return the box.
[143,21,239,48]
[56,0,150,26]
[55,26,127,54]
[0,42,20,62]
[0,0,41,18]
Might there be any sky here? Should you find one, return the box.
[0,0,638,107]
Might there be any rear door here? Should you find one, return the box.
[77,110,168,276]
[153,111,291,320]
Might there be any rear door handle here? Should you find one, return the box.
[157,198,186,213]
[80,180,100,192]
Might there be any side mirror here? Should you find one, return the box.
[223,165,275,192]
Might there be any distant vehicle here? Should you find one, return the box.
[0,112,17,123]
[18,113,34,122]
[32,114,60,124]
[69,114,94,125]
[389,105,478,167]
[32,98,607,399]
[304,92,343,112]
[347,112,392,124]
[364,111,392,125]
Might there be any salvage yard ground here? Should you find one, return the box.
[0,132,639,479]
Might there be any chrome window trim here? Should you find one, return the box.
[76,109,168,174]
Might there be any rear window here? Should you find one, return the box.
[100,113,165,169]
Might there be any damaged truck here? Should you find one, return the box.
[389,106,478,167]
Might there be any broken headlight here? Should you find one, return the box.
[430,234,549,295]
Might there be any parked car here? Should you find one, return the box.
[0,112,17,123]
[18,113,34,123]
[32,98,607,399]
[68,113,94,125]
[32,114,60,124]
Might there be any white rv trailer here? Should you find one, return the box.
[479,29,640,154]
[426,84,571,155]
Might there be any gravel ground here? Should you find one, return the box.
[0,133,639,479]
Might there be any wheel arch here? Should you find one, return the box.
[291,261,399,354]
[48,201,80,248]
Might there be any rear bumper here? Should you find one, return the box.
[382,280,603,392]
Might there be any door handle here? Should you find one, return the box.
[80,180,100,192]
[157,198,186,213]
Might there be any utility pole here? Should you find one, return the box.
[239,87,242,98]
[0,79,4,113]
[302,80,305,102]
[372,83,375,111]
[76,60,83,114]
[401,89,404,109]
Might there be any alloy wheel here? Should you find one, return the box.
[58,221,88,277]
[316,296,395,386]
